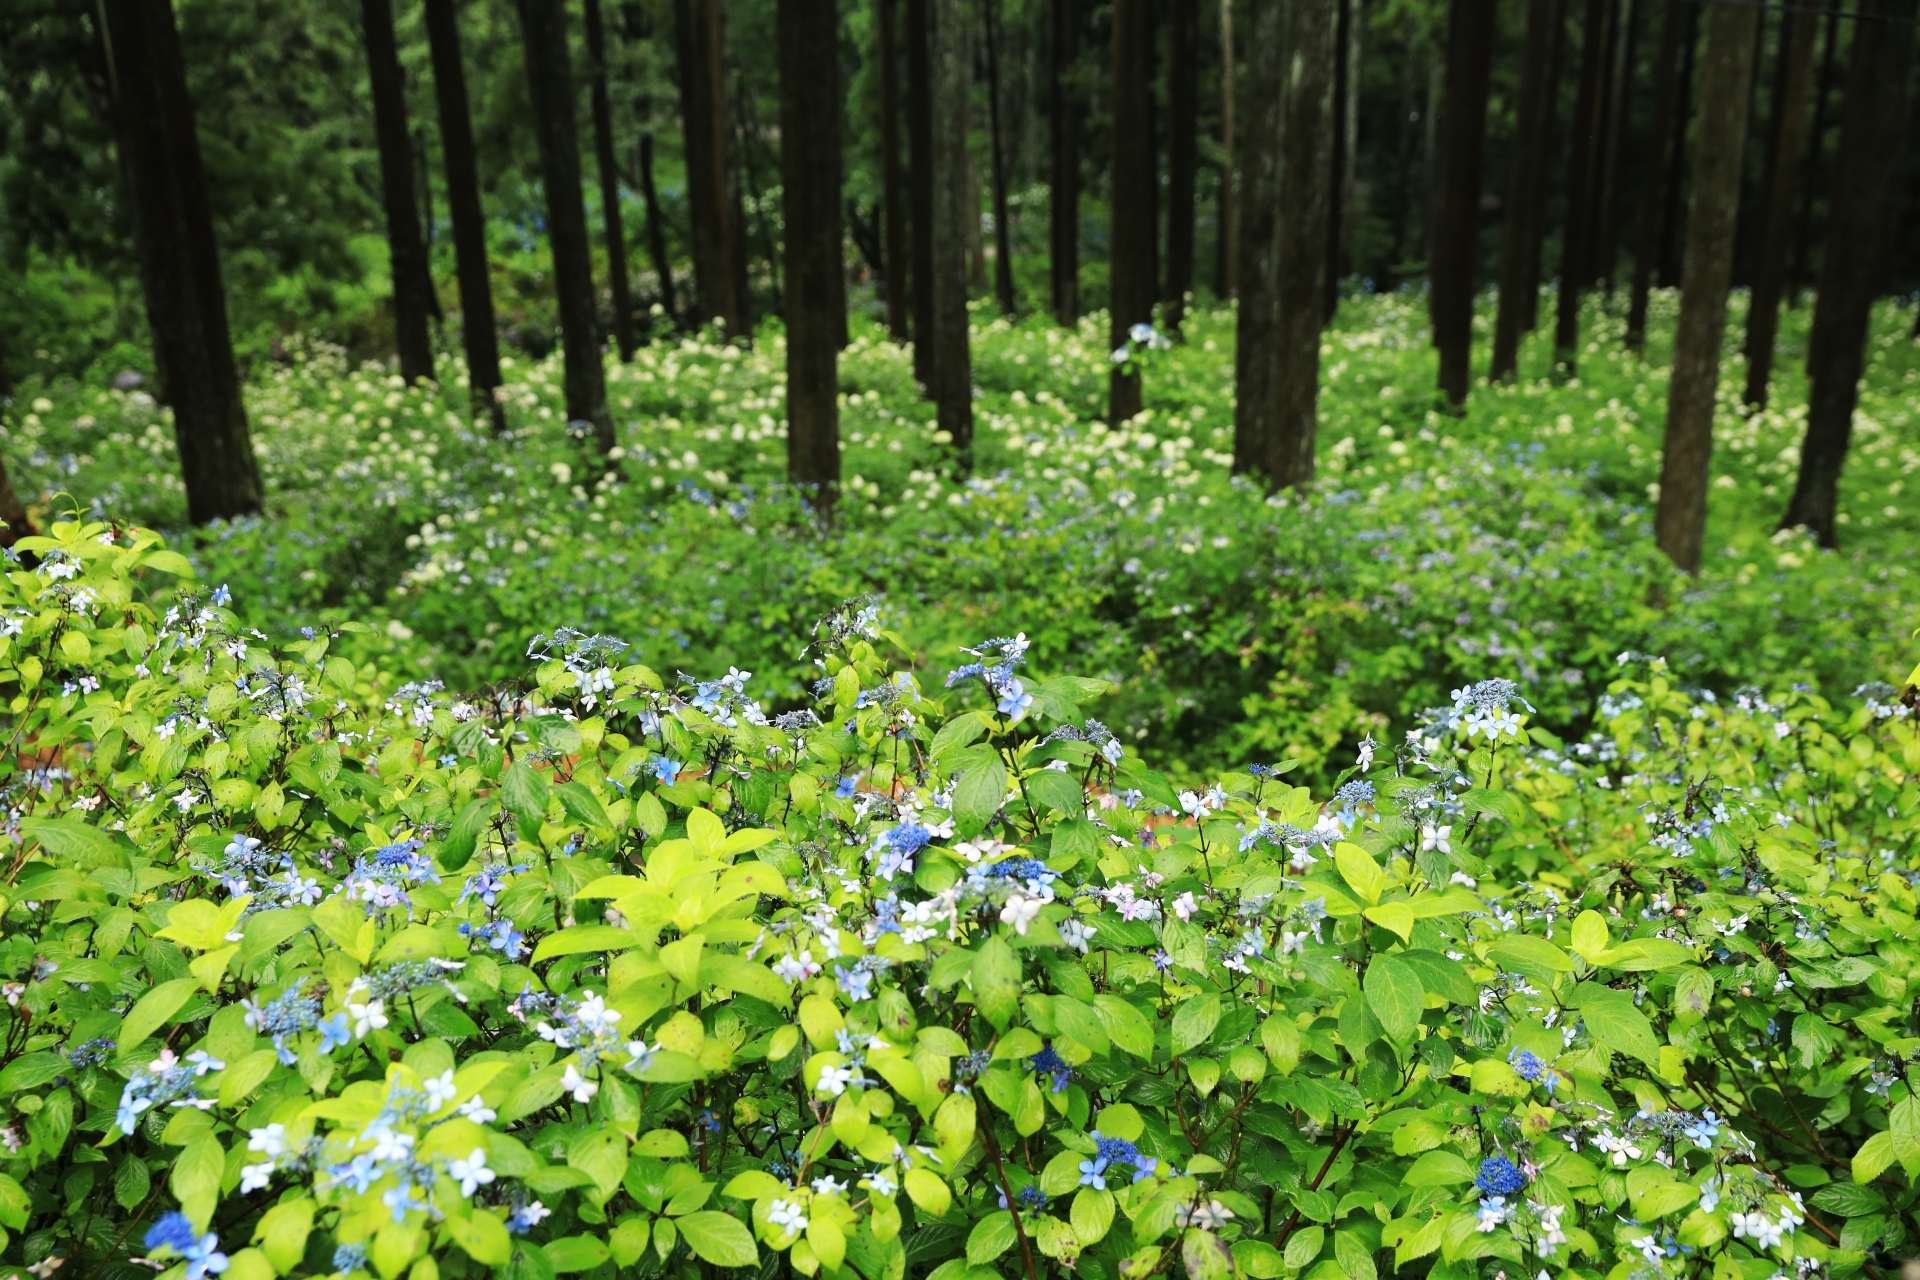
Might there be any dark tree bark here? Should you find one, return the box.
[1327,0,1361,321]
[907,0,937,382]
[1781,0,1916,545]
[1164,0,1197,333]
[98,0,262,523]
[1430,0,1495,406]
[1553,0,1613,372]
[423,0,505,430]
[1520,2,1564,333]
[1654,0,1759,572]
[1492,0,1560,381]
[638,134,678,319]
[1594,0,1637,295]
[1791,4,1842,299]
[1626,0,1684,349]
[1215,0,1235,299]
[415,127,444,322]
[0,456,33,549]
[928,0,974,459]
[675,0,745,337]
[1741,7,1817,408]
[516,0,614,451]
[877,0,910,340]
[1656,0,1699,288]
[983,0,1017,317]
[1048,0,1082,324]
[584,0,635,362]
[778,0,842,510]
[732,76,777,326]
[1270,0,1338,486]
[361,0,436,383]
[1107,0,1155,423]
[1231,0,1282,475]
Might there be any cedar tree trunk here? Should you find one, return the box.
[1231,0,1281,475]
[1626,0,1684,348]
[1741,8,1816,408]
[1656,1,1699,287]
[1492,0,1560,381]
[1165,0,1197,333]
[983,0,1017,317]
[584,0,635,361]
[778,0,842,509]
[878,0,911,340]
[1430,0,1495,406]
[1554,0,1612,372]
[675,0,744,337]
[907,0,938,382]
[1269,0,1338,486]
[362,0,437,383]
[1216,0,1235,298]
[1107,0,1155,423]
[928,0,974,460]
[1049,0,1082,324]
[639,134,678,319]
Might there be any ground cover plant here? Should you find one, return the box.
[0,516,1916,1280]
[3,293,1917,787]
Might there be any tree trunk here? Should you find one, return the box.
[415,128,444,322]
[1594,0,1637,295]
[423,0,505,430]
[1791,4,1842,300]
[1653,0,1759,572]
[878,0,911,340]
[778,0,842,511]
[1781,0,1915,545]
[1553,0,1612,372]
[516,0,614,451]
[1269,0,1338,486]
[584,0,635,362]
[1328,0,1361,322]
[1164,0,1197,333]
[1626,0,1683,349]
[1430,0,1495,406]
[908,0,937,381]
[0,456,34,549]
[1231,0,1282,474]
[675,0,744,338]
[1740,7,1817,408]
[1492,0,1560,381]
[929,0,975,461]
[1107,0,1155,424]
[1048,0,1082,324]
[1215,0,1235,299]
[983,0,1017,317]
[732,77,776,327]
[98,0,262,524]
[639,135,678,320]
[361,0,437,384]
[1520,1,1563,332]
[1656,0,1699,288]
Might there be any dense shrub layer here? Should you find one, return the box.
[0,520,1915,1280]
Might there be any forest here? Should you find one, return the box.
[0,6,1919,1280]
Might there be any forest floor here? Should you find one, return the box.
[6,289,1917,782]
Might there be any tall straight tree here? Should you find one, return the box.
[1626,0,1685,349]
[778,0,842,509]
[1792,6,1842,297]
[1593,0,1637,293]
[928,0,974,458]
[982,0,1017,317]
[1215,0,1235,298]
[1656,3,1699,287]
[1269,0,1338,486]
[97,0,261,523]
[1107,0,1155,423]
[675,0,745,337]
[583,0,634,361]
[638,134,678,317]
[1231,0,1282,475]
[907,0,937,380]
[1429,0,1496,406]
[876,0,910,340]
[423,0,504,429]
[1782,0,1917,544]
[516,0,613,451]
[1491,0,1560,381]
[1327,0,1361,320]
[361,0,436,383]
[1164,0,1197,333]
[1653,0,1759,572]
[1048,0,1081,323]
[1519,3,1564,333]
[1740,8,1816,408]
[1553,0,1613,373]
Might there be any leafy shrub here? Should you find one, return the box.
[0,517,1917,1280]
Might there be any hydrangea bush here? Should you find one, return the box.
[0,517,1916,1280]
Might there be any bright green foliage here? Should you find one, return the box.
[0,516,1916,1280]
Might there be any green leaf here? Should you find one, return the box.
[544,1238,612,1273]
[1095,994,1156,1059]
[1072,1187,1116,1243]
[530,925,643,963]
[1892,1097,1920,1176]
[1488,935,1574,975]
[20,816,121,865]
[0,1052,66,1093]
[448,1210,512,1266]
[118,977,201,1052]
[953,755,1009,836]
[973,936,1021,1029]
[1334,843,1384,905]
[1171,992,1222,1054]
[1283,1226,1324,1270]
[1810,1182,1887,1217]
[1182,1228,1235,1280]
[1403,1150,1475,1185]
[967,1212,1018,1264]
[113,1157,150,1212]
[1853,1131,1896,1184]
[1397,949,1476,1004]
[1023,769,1083,814]
[1575,986,1660,1065]
[677,1212,758,1267]
[253,1196,313,1273]
[501,762,553,832]
[1362,954,1424,1043]
[556,782,612,831]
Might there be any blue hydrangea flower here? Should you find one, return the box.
[1475,1155,1527,1197]
[1027,1044,1072,1093]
